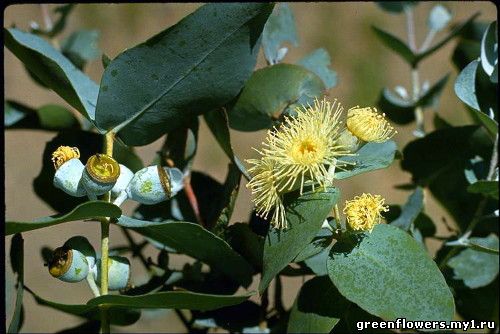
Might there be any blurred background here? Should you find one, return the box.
[4,2,496,332]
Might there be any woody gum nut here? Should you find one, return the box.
[94,256,131,291]
[63,236,97,269]
[126,166,184,205]
[111,164,134,198]
[48,247,89,283]
[53,159,86,197]
[81,154,120,198]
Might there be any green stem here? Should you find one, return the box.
[99,132,114,333]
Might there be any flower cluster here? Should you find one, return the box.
[246,97,395,229]
[343,193,389,232]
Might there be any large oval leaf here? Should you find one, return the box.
[117,217,254,287]
[288,276,348,333]
[334,141,397,180]
[259,187,340,293]
[6,201,121,235]
[228,63,325,131]
[95,3,274,146]
[327,224,454,322]
[4,28,99,122]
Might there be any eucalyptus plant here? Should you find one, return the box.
[5,3,498,333]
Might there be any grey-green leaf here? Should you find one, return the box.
[8,234,24,334]
[4,28,99,122]
[448,234,499,288]
[334,141,397,180]
[288,276,348,333]
[259,187,340,293]
[6,201,122,235]
[391,187,424,231]
[455,60,481,110]
[467,180,499,199]
[5,101,80,131]
[228,63,325,131]
[428,5,452,32]
[297,48,337,89]
[262,3,298,64]
[95,3,274,146]
[327,224,454,322]
[117,217,254,287]
[372,26,416,66]
[61,29,101,69]
[480,21,497,77]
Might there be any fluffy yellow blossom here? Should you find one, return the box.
[346,106,397,142]
[343,193,389,231]
[246,97,353,229]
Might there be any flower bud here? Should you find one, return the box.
[52,146,86,197]
[111,164,134,198]
[337,128,360,153]
[48,246,89,283]
[126,166,184,205]
[63,236,96,269]
[81,154,120,199]
[94,256,131,291]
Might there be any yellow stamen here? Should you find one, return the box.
[343,193,389,232]
[52,146,80,170]
[346,106,397,142]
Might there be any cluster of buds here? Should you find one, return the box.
[51,146,184,205]
[47,236,130,291]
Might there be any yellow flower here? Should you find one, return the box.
[246,97,353,229]
[52,146,80,170]
[259,97,351,194]
[343,193,389,231]
[246,158,286,229]
[346,106,397,142]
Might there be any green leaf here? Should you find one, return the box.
[304,244,332,277]
[117,217,254,287]
[95,3,274,146]
[204,109,250,180]
[417,73,450,108]
[480,21,497,77]
[6,201,121,235]
[401,126,493,230]
[448,234,499,288]
[192,301,262,332]
[327,224,454,322]
[160,117,199,173]
[4,28,99,122]
[31,4,75,38]
[262,3,298,64]
[455,60,498,137]
[225,223,264,271]
[228,63,325,131]
[372,26,416,65]
[293,228,333,263]
[5,101,80,131]
[453,278,499,322]
[428,5,452,32]
[211,163,241,236]
[377,88,415,125]
[376,2,418,14]
[297,48,337,89]
[8,234,24,334]
[61,29,101,70]
[334,141,397,180]
[391,187,424,231]
[288,277,348,333]
[25,287,140,326]
[88,290,254,311]
[468,180,499,199]
[259,187,340,293]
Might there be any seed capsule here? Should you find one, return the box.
[126,166,184,205]
[81,154,120,199]
[63,236,96,269]
[52,146,86,197]
[110,164,134,198]
[48,246,89,283]
[94,256,131,291]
